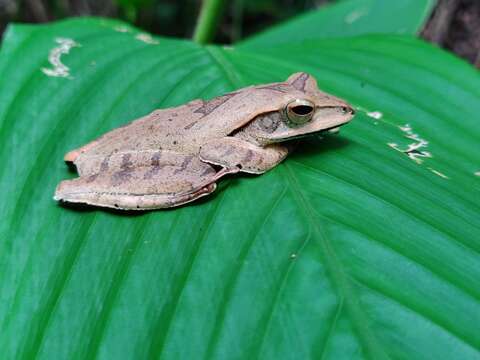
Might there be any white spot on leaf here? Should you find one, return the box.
[344,8,368,24]
[114,26,130,33]
[367,111,383,120]
[41,37,80,78]
[388,123,432,164]
[475,171,480,177]
[135,33,159,45]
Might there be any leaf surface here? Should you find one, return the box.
[0,18,479,360]
[239,0,436,48]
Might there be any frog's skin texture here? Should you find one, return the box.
[54,72,355,210]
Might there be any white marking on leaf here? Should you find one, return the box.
[135,33,159,45]
[344,8,368,24]
[427,167,449,179]
[388,123,432,164]
[114,26,130,33]
[474,171,480,177]
[367,111,383,120]
[41,37,80,78]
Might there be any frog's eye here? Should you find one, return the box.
[285,99,315,126]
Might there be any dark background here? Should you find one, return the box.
[0,0,479,67]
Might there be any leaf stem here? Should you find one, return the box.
[193,0,227,44]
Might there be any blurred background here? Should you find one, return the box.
[0,0,479,67]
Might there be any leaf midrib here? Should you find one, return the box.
[282,163,391,360]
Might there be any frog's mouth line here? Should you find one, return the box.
[272,124,349,143]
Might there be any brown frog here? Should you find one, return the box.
[54,72,355,210]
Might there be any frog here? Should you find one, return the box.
[54,72,355,210]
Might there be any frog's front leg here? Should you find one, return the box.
[199,137,289,174]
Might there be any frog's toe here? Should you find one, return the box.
[64,149,80,163]
[63,139,101,163]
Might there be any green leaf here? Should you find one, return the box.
[1,17,480,360]
[239,0,436,48]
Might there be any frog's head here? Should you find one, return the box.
[243,72,355,144]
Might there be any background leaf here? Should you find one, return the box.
[1,16,479,360]
[239,0,436,48]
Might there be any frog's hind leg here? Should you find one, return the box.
[56,180,218,210]
[55,151,222,210]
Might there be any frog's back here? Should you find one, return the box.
[64,76,309,162]
[64,100,209,161]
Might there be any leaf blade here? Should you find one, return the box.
[238,0,436,48]
[0,18,479,360]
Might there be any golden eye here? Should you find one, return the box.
[285,99,315,126]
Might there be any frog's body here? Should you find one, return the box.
[55,72,354,210]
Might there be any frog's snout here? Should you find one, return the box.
[341,105,355,116]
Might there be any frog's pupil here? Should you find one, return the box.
[291,105,313,116]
